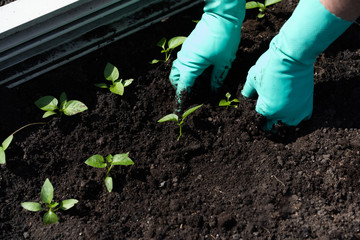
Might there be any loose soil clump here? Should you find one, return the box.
[1,1,360,239]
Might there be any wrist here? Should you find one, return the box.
[273,0,352,65]
[320,0,360,21]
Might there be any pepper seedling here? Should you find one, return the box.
[21,178,78,225]
[246,0,282,18]
[95,62,134,96]
[150,36,186,64]
[219,92,240,109]
[157,104,203,141]
[85,153,134,192]
[0,135,13,165]
[34,92,88,118]
[0,122,45,164]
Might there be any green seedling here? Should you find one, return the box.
[157,104,203,141]
[0,122,45,164]
[0,135,13,165]
[21,178,78,225]
[151,36,186,64]
[219,92,240,109]
[246,0,282,18]
[85,153,134,192]
[34,92,87,118]
[95,62,134,96]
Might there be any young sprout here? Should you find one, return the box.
[95,62,134,96]
[157,104,203,141]
[219,92,240,109]
[246,0,282,18]
[0,122,45,164]
[34,92,88,118]
[21,178,78,225]
[85,153,134,192]
[0,135,13,165]
[151,36,186,64]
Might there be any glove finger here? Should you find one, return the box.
[241,65,258,98]
[171,57,212,88]
[170,59,212,105]
[169,60,181,90]
[210,65,230,92]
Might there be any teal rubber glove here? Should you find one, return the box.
[241,0,353,130]
[170,0,246,103]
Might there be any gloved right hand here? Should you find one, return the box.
[169,0,246,104]
[241,0,352,130]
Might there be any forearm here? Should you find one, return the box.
[320,0,360,21]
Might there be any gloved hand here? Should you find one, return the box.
[241,0,352,130]
[170,0,246,103]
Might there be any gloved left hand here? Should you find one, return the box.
[169,0,246,103]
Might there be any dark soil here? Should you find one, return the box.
[0,0,15,7]
[1,1,360,239]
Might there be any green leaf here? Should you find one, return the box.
[225,92,231,100]
[123,79,134,87]
[219,99,230,107]
[2,135,13,150]
[109,81,125,95]
[48,202,59,209]
[41,178,54,204]
[63,100,88,116]
[168,36,186,49]
[257,12,265,18]
[34,96,58,111]
[59,92,67,104]
[111,153,134,166]
[60,199,78,210]
[104,62,119,82]
[156,37,166,49]
[85,154,106,168]
[59,93,67,110]
[265,0,281,7]
[43,210,58,225]
[43,111,57,118]
[182,104,203,120]
[105,176,113,192]
[105,154,113,163]
[158,113,178,123]
[245,1,261,9]
[21,202,42,212]
[94,83,108,88]
[150,59,162,64]
[0,147,5,164]
[232,99,240,103]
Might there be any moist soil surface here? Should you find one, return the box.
[0,0,15,7]
[1,1,360,239]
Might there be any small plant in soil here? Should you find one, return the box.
[95,62,134,96]
[219,92,240,109]
[34,92,88,118]
[150,36,186,64]
[0,122,45,164]
[0,135,12,165]
[85,153,134,192]
[21,178,78,225]
[246,0,282,18]
[157,104,203,141]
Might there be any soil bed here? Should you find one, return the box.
[1,1,360,239]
